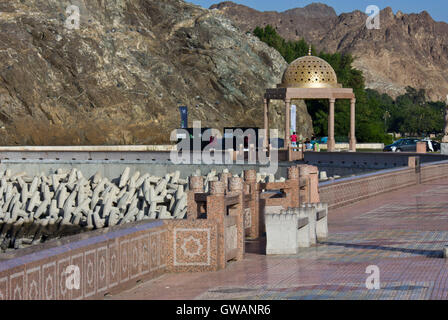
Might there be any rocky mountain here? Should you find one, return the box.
[211,2,448,101]
[0,0,313,145]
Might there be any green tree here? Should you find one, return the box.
[253,25,445,143]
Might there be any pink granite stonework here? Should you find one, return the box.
[3,161,448,300]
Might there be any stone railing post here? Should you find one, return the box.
[226,148,235,162]
[305,165,320,203]
[298,165,320,203]
[408,156,421,185]
[187,176,204,220]
[249,144,256,163]
[256,180,265,236]
[228,176,244,261]
[297,164,309,203]
[219,171,232,192]
[287,166,300,207]
[244,169,259,239]
[283,183,293,208]
[207,181,226,269]
[416,142,427,154]
[237,144,244,162]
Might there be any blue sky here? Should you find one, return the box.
[187,0,448,23]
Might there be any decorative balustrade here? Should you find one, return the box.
[187,165,321,246]
[3,158,448,299]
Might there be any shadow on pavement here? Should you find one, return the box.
[320,241,444,258]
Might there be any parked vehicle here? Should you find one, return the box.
[431,141,441,152]
[383,138,420,152]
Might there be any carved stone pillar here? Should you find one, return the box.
[328,98,336,152]
[190,176,204,192]
[264,98,270,150]
[285,99,291,148]
[187,176,204,220]
[243,170,258,239]
[287,166,300,207]
[228,177,244,261]
[207,181,226,269]
[219,172,232,192]
[349,98,357,152]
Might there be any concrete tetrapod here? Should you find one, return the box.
[0,167,192,251]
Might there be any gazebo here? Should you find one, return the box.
[264,49,357,152]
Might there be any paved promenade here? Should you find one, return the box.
[109,178,448,300]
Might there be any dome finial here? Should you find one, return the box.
[308,45,312,56]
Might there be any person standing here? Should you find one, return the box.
[428,139,434,152]
[290,132,298,149]
[305,139,312,150]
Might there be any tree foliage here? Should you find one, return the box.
[253,25,445,143]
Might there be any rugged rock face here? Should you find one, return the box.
[211,2,448,101]
[210,2,337,41]
[0,0,313,145]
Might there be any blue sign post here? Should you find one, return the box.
[179,106,188,129]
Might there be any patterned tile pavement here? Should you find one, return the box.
[109,179,448,300]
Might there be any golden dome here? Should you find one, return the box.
[279,54,341,89]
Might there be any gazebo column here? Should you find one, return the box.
[328,98,336,152]
[349,98,357,152]
[264,98,270,150]
[285,99,291,148]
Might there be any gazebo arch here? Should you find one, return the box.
[264,49,356,152]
